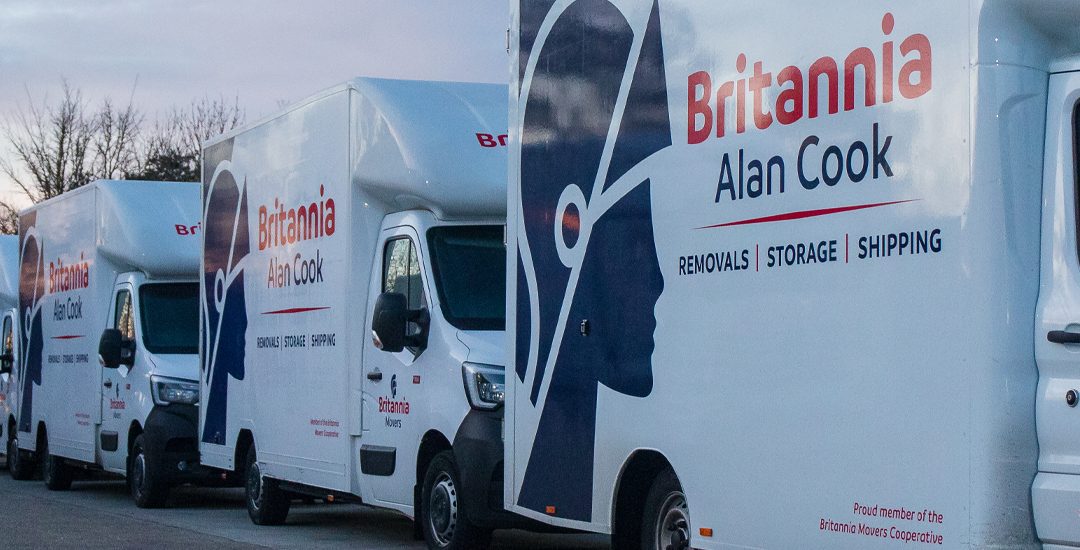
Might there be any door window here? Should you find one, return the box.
[115,290,135,342]
[2,315,12,374]
[2,316,11,356]
[1075,101,1080,262]
[383,237,426,309]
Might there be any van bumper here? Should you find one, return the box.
[143,404,211,485]
[1034,471,1080,546]
[453,408,549,531]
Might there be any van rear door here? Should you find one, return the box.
[1034,68,1080,546]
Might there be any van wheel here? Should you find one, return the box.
[129,435,169,508]
[8,436,34,481]
[245,445,290,525]
[42,433,73,491]
[642,467,690,550]
[421,450,491,550]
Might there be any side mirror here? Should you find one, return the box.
[98,329,134,369]
[371,292,429,354]
[0,352,12,374]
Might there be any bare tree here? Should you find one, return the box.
[131,115,193,182]
[94,94,143,180]
[178,95,244,174]
[1,81,96,206]
[131,95,244,182]
[0,82,244,233]
[0,204,19,235]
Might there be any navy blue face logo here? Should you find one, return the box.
[515,0,670,522]
[201,138,250,446]
[16,212,45,434]
[391,374,398,399]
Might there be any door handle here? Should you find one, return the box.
[1048,330,1080,344]
[367,371,383,382]
[103,380,113,388]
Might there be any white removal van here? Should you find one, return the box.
[507,1,1080,548]
[12,180,206,507]
[200,77,517,549]
[0,234,20,467]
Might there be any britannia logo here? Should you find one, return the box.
[390,374,398,399]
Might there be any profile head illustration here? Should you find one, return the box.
[514,0,670,521]
[16,213,45,433]
[201,138,250,445]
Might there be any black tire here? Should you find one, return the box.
[42,431,73,491]
[129,434,169,508]
[8,436,34,481]
[641,467,690,550]
[420,450,491,550]
[245,444,290,525]
[2,436,10,472]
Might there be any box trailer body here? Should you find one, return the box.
[507,1,1080,548]
[0,235,20,460]
[13,180,205,502]
[200,77,516,546]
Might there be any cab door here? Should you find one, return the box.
[360,226,429,506]
[1034,69,1080,544]
[99,284,135,471]
[1,309,18,439]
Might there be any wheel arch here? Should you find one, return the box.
[35,420,47,450]
[234,428,254,474]
[127,421,144,455]
[611,449,678,546]
[416,429,452,484]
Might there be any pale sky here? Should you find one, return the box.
[0,0,510,208]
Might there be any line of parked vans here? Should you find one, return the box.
[0,78,522,550]
[1,2,1080,549]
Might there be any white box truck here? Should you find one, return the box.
[12,180,207,507]
[200,77,520,549]
[0,234,20,467]
[507,1,1080,549]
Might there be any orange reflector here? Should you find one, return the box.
[545,505,556,515]
[327,495,335,502]
[700,527,714,537]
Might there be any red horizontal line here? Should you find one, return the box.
[51,335,85,340]
[696,199,919,229]
[261,307,331,315]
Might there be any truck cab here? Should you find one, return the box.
[360,211,508,542]
[97,272,201,506]
[1,305,19,469]
[0,234,21,470]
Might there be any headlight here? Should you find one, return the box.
[462,362,504,410]
[151,376,199,405]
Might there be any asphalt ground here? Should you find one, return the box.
[0,467,609,549]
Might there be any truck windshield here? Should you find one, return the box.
[427,225,506,331]
[139,283,199,354]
